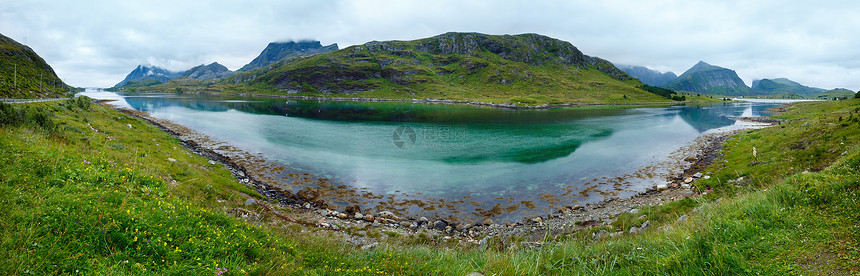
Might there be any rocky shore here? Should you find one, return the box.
[100,99,782,250]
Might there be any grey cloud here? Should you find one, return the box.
[1,0,858,91]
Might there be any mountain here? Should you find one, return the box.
[183,62,232,80]
[809,88,857,100]
[113,65,182,87]
[665,61,750,96]
[225,32,670,105]
[0,33,71,98]
[237,40,338,72]
[750,78,825,96]
[615,64,677,86]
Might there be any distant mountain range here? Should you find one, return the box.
[615,64,677,87]
[110,33,856,101]
[113,40,338,88]
[619,61,845,98]
[0,32,71,98]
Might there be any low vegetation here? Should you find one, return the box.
[0,97,857,274]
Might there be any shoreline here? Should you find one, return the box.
[97,99,781,245]
[126,90,726,110]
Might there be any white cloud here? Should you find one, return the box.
[1,0,859,91]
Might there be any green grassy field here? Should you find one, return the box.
[0,97,857,274]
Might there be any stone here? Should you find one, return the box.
[530,217,543,224]
[378,211,399,220]
[684,177,694,184]
[637,215,648,220]
[399,221,412,228]
[303,203,311,209]
[419,217,429,223]
[478,236,491,250]
[466,273,484,276]
[703,175,711,180]
[676,214,688,223]
[432,220,448,230]
[208,160,217,165]
[360,243,377,250]
[167,158,177,162]
[410,221,419,229]
[318,209,330,217]
[592,229,609,240]
[354,212,364,220]
[656,184,668,191]
[570,205,585,211]
[457,223,472,231]
[629,226,641,234]
[681,183,691,189]
[372,221,381,227]
[244,198,256,206]
[641,220,650,229]
[345,204,361,215]
[629,208,639,214]
[609,232,623,238]
[693,172,703,178]
[482,218,494,226]
[336,212,348,219]
[363,214,375,222]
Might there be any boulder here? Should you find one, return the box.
[345,204,361,215]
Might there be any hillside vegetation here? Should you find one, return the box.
[1,97,858,274]
[0,33,71,98]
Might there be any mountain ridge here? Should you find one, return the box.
[615,64,677,86]
[220,32,670,105]
[664,61,750,96]
[237,40,338,72]
[183,62,232,81]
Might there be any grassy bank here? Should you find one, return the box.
[0,97,858,274]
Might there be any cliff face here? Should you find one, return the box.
[183,62,232,80]
[238,40,338,72]
[665,61,750,96]
[227,32,646,102]
[114,65,182,87]
[615,64,677,86]
[0,33,70,98]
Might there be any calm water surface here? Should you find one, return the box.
[82,90,789,222]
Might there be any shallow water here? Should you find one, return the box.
[82,90,791,222]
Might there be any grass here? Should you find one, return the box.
[0,97,858,274]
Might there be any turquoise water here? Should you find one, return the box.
[83,91,785,222]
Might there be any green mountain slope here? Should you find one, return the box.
[810,88,857,100]
[0,33,71,98]
[750,78,825,96]
[665,61,750,96]
[223,32,672,105]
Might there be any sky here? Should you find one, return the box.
[2,0,860,90]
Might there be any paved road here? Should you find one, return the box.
[0,98,68,103]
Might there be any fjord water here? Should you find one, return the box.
[85,90,785,222]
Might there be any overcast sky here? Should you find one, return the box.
[2,0,859,90]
